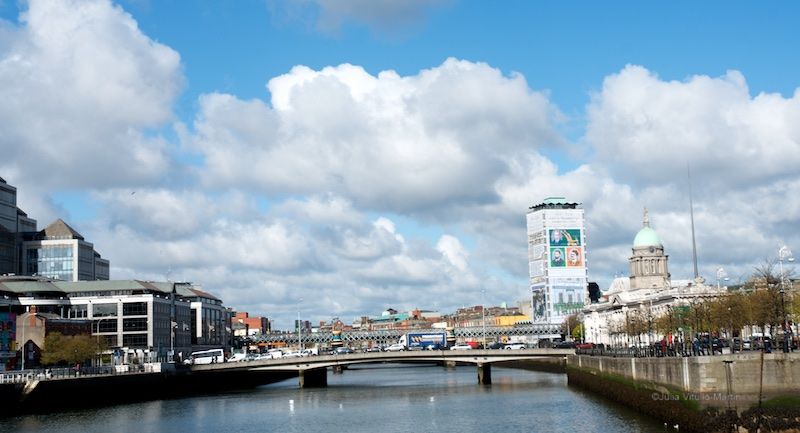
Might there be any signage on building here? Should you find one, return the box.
[0,312,16,359]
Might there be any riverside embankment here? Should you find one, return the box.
[567,353,800,432]
[0,364,295,417]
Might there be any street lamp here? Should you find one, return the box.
[297,298,303,352]
[481,289,487,349]
[19,312,26,371]
[778,245,794,353]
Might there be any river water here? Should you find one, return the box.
[2,364,664,432]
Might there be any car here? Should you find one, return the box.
[385,343,406,352]
[487,342,505,350]
[334,347,354,355]
[365,346,383,353]
[554,341,576,349]
[450,343,473,351]
[505,343,526,350]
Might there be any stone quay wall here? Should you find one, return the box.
[568,352,800,405]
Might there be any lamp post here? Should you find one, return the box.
[19,311,26,371]
[297,298,303,352]
[778,245,794,353]
[481,288,487,349]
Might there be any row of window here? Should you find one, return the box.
[94,318,149,332]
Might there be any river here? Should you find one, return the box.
[1,364,664,432]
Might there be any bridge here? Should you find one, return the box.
[251,324,562,345]
[190,348,573,387]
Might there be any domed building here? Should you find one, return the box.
[629,208,670,291]
[581,208,725,347]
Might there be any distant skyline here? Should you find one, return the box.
[1,0,798,328]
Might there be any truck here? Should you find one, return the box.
[398,332,447,350]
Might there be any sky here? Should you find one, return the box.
[1,0,799,329]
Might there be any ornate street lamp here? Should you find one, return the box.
[778,245,794,353]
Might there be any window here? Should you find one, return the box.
[95,319,117,332]
[123,318,148,332]
[92,303,117,317]
[102,335,117,347]
[68,305,87,319]
[123,302,147,316]
[122,334,147,347]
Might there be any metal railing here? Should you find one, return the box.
[0,363,165,384]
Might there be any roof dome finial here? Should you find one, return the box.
[643,207,650,228]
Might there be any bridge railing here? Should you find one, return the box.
[575,343,743,358]
[0,363,167,384]
[252,324,563,345]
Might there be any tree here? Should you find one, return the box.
[41,333,103,366]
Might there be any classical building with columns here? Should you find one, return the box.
[581,209,725,346]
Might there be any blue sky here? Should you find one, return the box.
[1,0,798,328]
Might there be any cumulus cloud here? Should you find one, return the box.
[188,58,562,214]
[3,0,797,327]
[587,65,800,190]
[0,0,182,217]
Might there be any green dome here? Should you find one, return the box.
[633,226,662,247]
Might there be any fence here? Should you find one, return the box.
[0,363,165,384]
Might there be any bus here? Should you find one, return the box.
[186,349,225,365]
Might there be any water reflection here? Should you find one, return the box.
[0,365,663,433]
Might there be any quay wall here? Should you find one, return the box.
[567,354,800,432]
[0,368,296,417]
[568,353,800,401]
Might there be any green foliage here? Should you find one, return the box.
[40,332,105,366]
[571,323,584,341]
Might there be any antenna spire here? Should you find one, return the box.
[688,164,699,279]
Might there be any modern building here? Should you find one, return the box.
[0,177,37,276]
[526,197,588,328]
[581,209,725,346]
[21,219,110,281]
[0,276,230,369]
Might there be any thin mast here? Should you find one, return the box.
[688,164,699,279]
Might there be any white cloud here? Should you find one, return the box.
[586,65,800,190]
[188,58,562,214]
[0,0,182,214]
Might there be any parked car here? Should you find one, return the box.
[487,342,505,350]
[505,343,526,350]
[555,341,576,349]
[385,343,406,352]
[450,343,473,351]
[334,347,354,355]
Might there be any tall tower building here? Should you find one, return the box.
[526,197,587,326]
[0,177,37,275]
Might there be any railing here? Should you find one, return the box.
[575,343,759,358]
[0,363,165,384]
[253,324,563,344]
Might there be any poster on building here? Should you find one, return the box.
[529,259,546,278]
[551,285,585,317]
[530,285,547,323]
[566,247,583,267]
[548,229,582,247]
[543,209,584,228]
[549,247,565,267]
[527,211,544,232]
[0,312,16,354]
[530,244,546,262]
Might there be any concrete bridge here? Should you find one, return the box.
[190,348,573,387]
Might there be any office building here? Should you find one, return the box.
[21,219,110,281]
[526,197,588,327]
